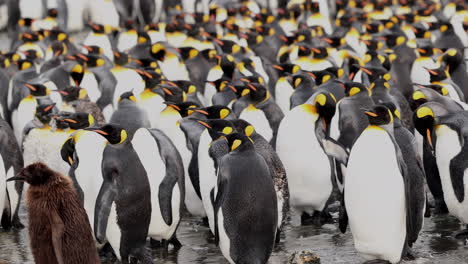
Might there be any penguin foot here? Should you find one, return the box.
[362,260,391,264]
[402,250,416,261]
[300,212,315,225]
[150,238,162,249]
[433,199,449,215]
[201,217,210,227]
[169,236,182,250]
[454,229,468,240]
[275,229,281,245]
[11,215,24,229]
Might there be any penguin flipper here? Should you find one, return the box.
[50,210,65,264]
[321,136,349,166]
[94,179,117,244]
[1,189,12,230]
[449,143,468,203]
[159,174,178,226]
[338,190,348,234]
[210,188,219,245]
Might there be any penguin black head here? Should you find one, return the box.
[49,41,66,57]
[440,49,463,74]
[20,31,42,42]
[136,69,163,89]
[245,32,264,46]
[413,105,436,148]
[25,83,49,97]
[178,47,199,61]
[118,91,137,103]
[18,18,34,28]
[272,63,301,76]
[165,101,200,118]
[438,22,454,34]
[87,124,128,145]
[45,29,68,42]
[57,112,95,130]
[311,47,329,59]
[308,70,338,85]
[359,65,391,82]
[362,38,384,51]
[381,33,406,48]
[381,102,401,121]
[415,83,448,97]
[363,105,394,126]
[231,119,256,137]
[192,118,235,139]
[80,54,105,68]
[57,86,88,102]
[61,137,76,166]
[35,103,56,124]
[151,43,166,61]
[21,49,40,61]
[137,31,150,45]
[297,45,312,57]
[47,8,58,18]
[241,83,269,103]
[313,92,337,124]
[7,162,58,186]
[16,59,35,71]
[365,22,384,34]
[416,45,436,57]
[169,80,198,95]
[89,23,106,34]
[69,62,84,86]
[0,55,10,68]
[289,72,316,89]
[322,36,345,48]
[83,45,103,55]
[160,85,186,103]
[224,132,254,152]
[113,51,130,65]
[191,105,233,119]
[344,82,368,97]
[425,66,448,82]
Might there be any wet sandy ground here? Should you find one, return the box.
[0,206,467,264]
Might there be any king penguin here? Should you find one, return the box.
[214,132,277,264]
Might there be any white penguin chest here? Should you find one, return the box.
[240,106,272,142]
[275,78,294,113]
[81,72,100,102]
[435,125,468,223]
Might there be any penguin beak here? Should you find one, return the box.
[196,120,212,129]
[25,83,37,91]
[360,67,373,75]
[64,119,78,124]
[426,128,433,148]
[6,176,25,182]
[43,103,56,112]
[87,129,109,136]
[364,111,378,117]
[424,67,438,75]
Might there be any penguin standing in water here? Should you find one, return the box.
[415,105,468,240]
[341,105,421,263]
[214,133,277,264]
[7,163,100,264]
[132,127,185,251]
[232,119,289,239]
[277,92,346,224]
[0,117,24,229]
[90,124,153,263]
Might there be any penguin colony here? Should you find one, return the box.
[0,0,466,263]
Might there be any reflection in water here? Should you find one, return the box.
[1,212,467,264]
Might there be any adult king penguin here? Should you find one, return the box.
[214,132,277,264]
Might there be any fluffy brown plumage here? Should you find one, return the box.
[18,162,100,264]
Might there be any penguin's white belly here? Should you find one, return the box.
[275,79,294,113]
[277,109,331,212]
[435,125,468,223]
[198,132,217,233]
[107,202,122,260]
[411,59,438,84]
[345,129,406,263]
[132,129,180,239]
[65,0,86,31]
[139,98,165,128]
[13,99,37,144]
[19,0,43,18]
[330,105,341,141]
[240,108,272,142]
[217,208,235,264]
[74,132,106,233]
[148,32,166,44]
[88,0,119,27]
[0,5,8,29]
[117,34,137,52]
[0,154,6,222]
[306,16,332,34]
[160,59,189,81]
[82,73,101,102]
[279,20,298,36]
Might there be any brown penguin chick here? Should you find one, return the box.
[7,163,100,264]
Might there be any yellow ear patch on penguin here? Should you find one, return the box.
[416,107,434,118]
[349,87,361,96]
[119,130,128,144]
[72,64,83,73]
[188,85,197,94]
[79,89,88,99]
[241,89,250,96]
[88,114,95,126]
[412,91,426,100]
[189,49,199,59]
[447,49,457,56]
[231,139,242,151]
[440,25,448,32]
[222,127,233,135]
[97,59,105,67]
[322,75,331,83]
[394,109,401,119]
[315,94,327,106]
[294,77,302,87]
[220,109,230,119]
[441,87,449,96]
[245,125,255,137]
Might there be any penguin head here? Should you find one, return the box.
[0,55,10,68]
[416,45,436,57]
[45,29,68,42]
[48,41,66,57]
[159,84,186,103]
[307,70,337,85]
[440,49,463,73]
[231,119,256,137]
[311,46,329,59]
[193,118,235,139]
[207,78,232,92]
[363,105,394,126]
[381,102,401,121]
[313,92,337,124]
[18,18,34,28]
[359,65,391,82]
[57,86,88,102]
[381,33,406,48]
[88,23,106,34]
[240,83,269,103]
[289,72,316,89]
[137,31,151,45]
[85,54,106,68]
[57,112,95,130]
[88,124,128,145]
[113,50,130,65]
[8,162,58,186]
[165,101,200,118]
[69,62,84,86]
[151,43,167,61]
[245,32,264,46]
[425,66,448,82]
[438,22,454,34]
[297,44,312,57]
[190,105,233,120]
[35,103,56,124]
[20,31,42,42]
[415,83,448,97]
[178,47,199,61]
[413,104,437,148]
[25,83,49,97]
[365,22,385,34]
[322,36,345,48]
[16,59,35,71]
[21,49,40,61]
[344,82,369,97]
[61,137,76,166]
[118,91,137,103]
[362,38,384,51]
[170,81,198,95]
[224,132,254,152]
[83,45,103,56]
[272,63,301,76]
[136,69,163,89]
[47,8,58,18]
